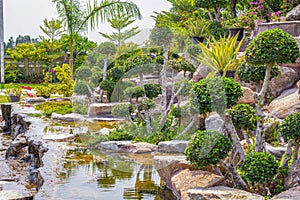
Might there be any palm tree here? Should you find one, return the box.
[0,0,4,83]
[52,0,141,77]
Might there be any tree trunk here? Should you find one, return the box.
[291,141,299,168]
[231,0,237,18]
[223,115,246,162]
[103,54,108,81]
[255,64,273,152]
[0,0,4,83]
[282,139,294,168]
[223,162,247,189]
[69,35,74,79]
[161,42,169,110]
[214,6,220,22]
[1,104,11,133]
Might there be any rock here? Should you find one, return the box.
[286,5,300,21]
[187,186,264,200]
[271,186,300,200]
[158,140,188,153]
[22,97,46,104]
[95,127,112,136]
[266,143,286,161]
[171,169,225,199]
[285,159,300,188]
[193,63,212,82]
[153,156,196,190]
[237,87,255,104]
[96,141,158,153]
[88,102,130,117]
[205,112,225,133]
[51,113,86,122]
[0,190,33,200]
[268,91,300,119]
[269,67,299,98]
[42,133,74,142]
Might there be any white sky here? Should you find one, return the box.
[3,0,172,43]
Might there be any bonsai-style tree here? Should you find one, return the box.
[239,152,279,195]
[149,26,173,110]
[190,77,246,188]
[245,28,300,152]
[144,84,162,99]
[98,42,117,81]
[185,130,232,169]
[228,104,257,152]
[278,113,300,168]
[238,62,280,92]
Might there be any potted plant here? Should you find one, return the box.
[196,34,244,78]
[227,18,245,41]
[186,18,210,44]
[5,86,22,102]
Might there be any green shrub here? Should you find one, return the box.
[185,130,232,169]
[108,128,134,141]
[169,59,196,75]
[75,66,92,80]
[208,21,229,40]
[278,113,300,141]
[124,86,145,99]
[238,62,281,83]
[74,80,90,95]
[107,66,124,82]
[111,104,133,118]
[227,104,257,131]
[34,101,73,117]
[190,77,243,115]
[240,152,279,184]
[246,28,299,66]
[73,103,88,115]
[144,83,162,99]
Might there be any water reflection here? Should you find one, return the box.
[47,149,175,200]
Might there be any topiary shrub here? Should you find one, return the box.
[278,113,300,141]
[75,66,92,80]
[74,80,90,95]
[238,62,280,83]
[185,130,232,169]
[144,83,162,99]
[124,86,145,100]
[107,66,124,82]
[169,59,196,76]
[240,152,279,184]
[246,28,299,66]
[227,104,257,131]
[190,77,243,115]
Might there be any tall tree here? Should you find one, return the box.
[0,0,3,83]
[52,0,141,77]
[40,18,65,42]
[99,13,140,53]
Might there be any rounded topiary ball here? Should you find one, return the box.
[245,28,299,65]
[227,104,257,131]
[238,62,281,83]
[278,113,300,141]
[190,77,243,115]
[185,130,232,169]
[240,152,279,184]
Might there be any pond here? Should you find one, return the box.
[10,105,176,200]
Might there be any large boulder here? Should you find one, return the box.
[51,113,86,122]
[192,63,212,82]
[286,5,300,21]
[187,186,264,200]
[158,140,188,153]
[268,91,300,119]
[237,87,255,104]
[88,102,130,117]
[268,67,299,98]
[205,112,225,133]
[271,186,300,200]
[0,190,34,200]
[96,141,158,154]
[153,156,196,189]
[171,169,225,199]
